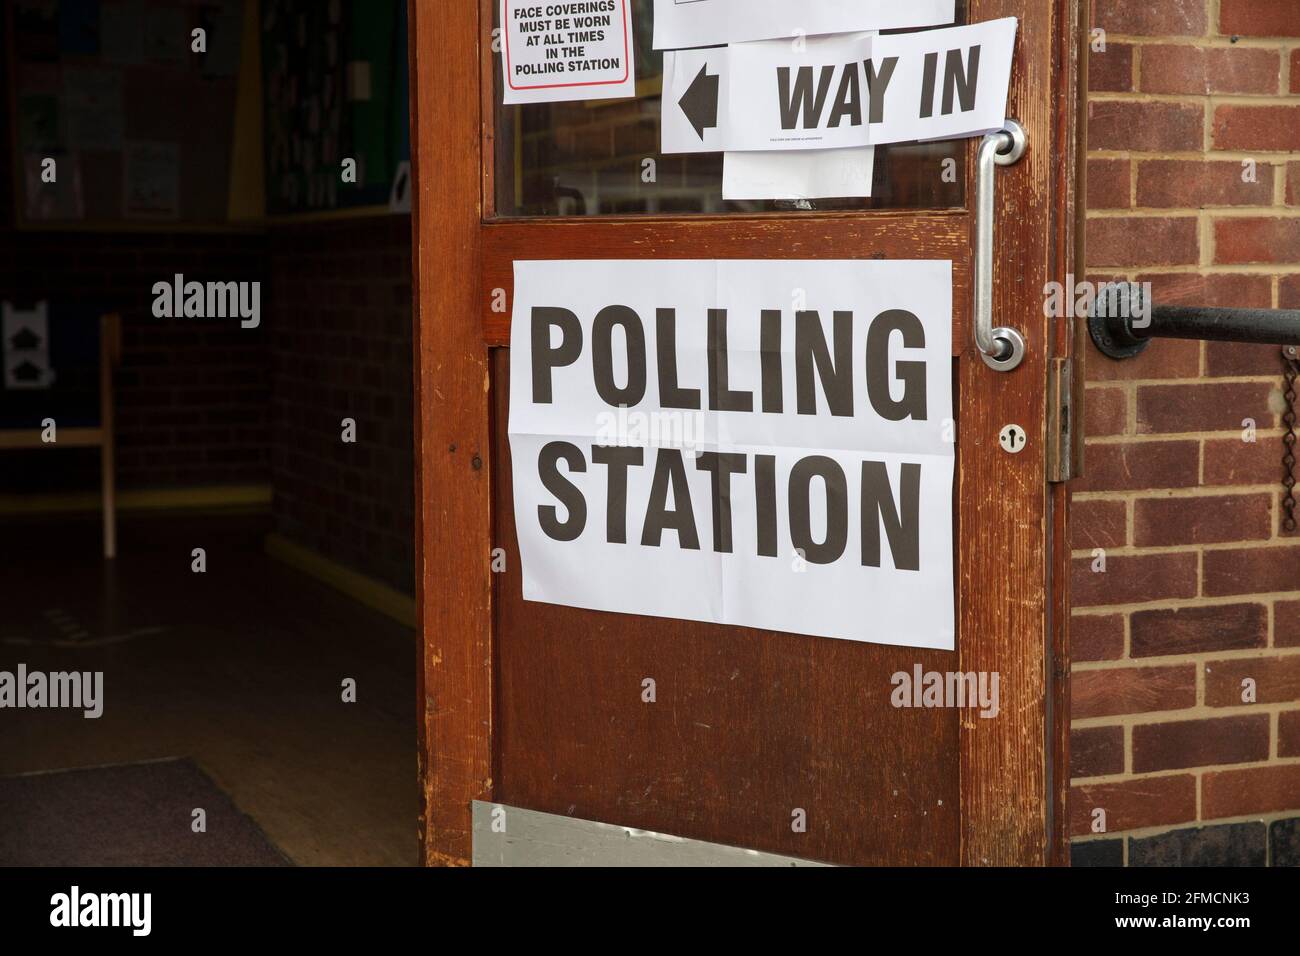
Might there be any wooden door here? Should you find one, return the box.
[411,0,1082,866]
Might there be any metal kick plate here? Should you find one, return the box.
[471,801,830,867]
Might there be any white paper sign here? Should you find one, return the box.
[501,0,637,104]
[662,18,1018,153]
[652,0,956,50]
[63,68,124,151]
[123,142,180,220]
[722,32,878,202]
[389,160,412,212]
[662,45,729,152]
[508,259,955,649]
[723,146,874,200]
[3,301,54,390]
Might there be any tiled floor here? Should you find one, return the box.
[0,511,417,866]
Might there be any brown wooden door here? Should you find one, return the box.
[411,0,1082,866]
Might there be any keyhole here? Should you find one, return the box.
[999,424,1026,454]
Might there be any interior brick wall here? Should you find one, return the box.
[1071,0,1300,866]
[0,214,416,596]
[0,220,416,594]
[0,227,272,493]
[266,217,414,595]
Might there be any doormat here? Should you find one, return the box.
[0,758,292,866]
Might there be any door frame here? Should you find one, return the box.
[410,0,1082,866]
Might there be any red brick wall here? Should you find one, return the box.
[1072,0,1300,866]
[266,217,414,594]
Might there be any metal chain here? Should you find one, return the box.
[1283,346,1300,533]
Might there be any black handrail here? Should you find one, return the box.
[1088,282,1300,360]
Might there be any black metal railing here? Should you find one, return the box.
[1088,283,1300,360]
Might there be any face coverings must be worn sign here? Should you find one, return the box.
[501,0,637,105]
[507,260,956,650]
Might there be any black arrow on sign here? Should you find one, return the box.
[12,360,44,383]
[678,63,719,140]
[9,327,41,351]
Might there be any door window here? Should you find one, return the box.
[489,0,968,217]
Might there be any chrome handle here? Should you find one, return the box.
[974,119,1027,372]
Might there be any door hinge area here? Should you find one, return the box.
[1047,357,1073,484]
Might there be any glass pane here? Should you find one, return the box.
[491,0,967,217]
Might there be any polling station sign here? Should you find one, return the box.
[507,260,955,649]
[501,0,637,104]
[662,18,1017,153]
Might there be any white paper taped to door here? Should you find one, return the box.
[721,31,878,203]
[722,146,875,201]
[507,259,956,650]
[662,18,1018,153]
[652,0,957,50]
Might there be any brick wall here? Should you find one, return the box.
[266,217,414,594]
[0,228,272,493]
[1071,0,1300,866]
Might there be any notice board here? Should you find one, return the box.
[260,0,410,216]
[6,0,245,227]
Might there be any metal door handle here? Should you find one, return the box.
[974,120,1028,372]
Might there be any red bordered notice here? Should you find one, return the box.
[501,0,636,104]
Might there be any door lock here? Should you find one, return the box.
[999,424,1027,454]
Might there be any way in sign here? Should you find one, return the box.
[777,47,979,131]
[662,17,1017,153]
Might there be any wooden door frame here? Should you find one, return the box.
[411,0,1081,866]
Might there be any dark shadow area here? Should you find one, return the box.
[1,1,416,866]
